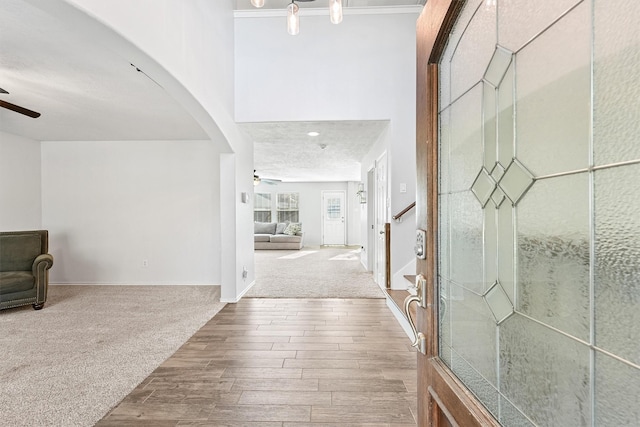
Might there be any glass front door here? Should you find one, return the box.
[436,0,640,425]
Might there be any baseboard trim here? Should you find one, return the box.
[220,280,256,303]
[50,283,221,286]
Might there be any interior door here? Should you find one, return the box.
[367,168,376,271]
[415,0,640,426]
[322,190,346,245]
[375,152,388,286]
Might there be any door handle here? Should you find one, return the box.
[403,274,427,355]
[379,230,385,234]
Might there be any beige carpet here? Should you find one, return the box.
[245,246,386,298]
[0,285,225,427]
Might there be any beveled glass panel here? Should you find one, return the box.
[450,84,483,192]
[450,191,484,294]
[595,351,640,426]
[484,47,513,87]
[498,203,515,303]
[517,173,590,341]
[440,0,484,110]
[451,2,497,101]
[440,106,452,194]
[483,82,497,169]
[500,314,591,426]
[498,0,583,51]
[450,282,497,384]
[440,337,452,370]
[497,62,514,166]
[451,350,499,418]
[499,395,536,427]
[490,163,506,207]
[439,278,452,367]
[440,46,453,111]
[595,163,640,365]
[471,168,495,207]
[515,2,590,177]
[439,194,450,280]
[498,160,534,205]
[490,187,506,208]
[593,1,640,165]
[484,282,513,324]
[484,204,498,289]
[490,162,505,181]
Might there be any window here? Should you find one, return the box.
[277,192,299,222]
[254,193,272,222]
[326,197,341,219]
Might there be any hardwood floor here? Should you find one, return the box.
[96,298,417,426]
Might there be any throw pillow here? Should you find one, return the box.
[276,222,288,234]
[254,222,277,234]
[284,223,302,235]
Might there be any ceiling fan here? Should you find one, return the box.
[254,170,281,186]
[0,87,41,118]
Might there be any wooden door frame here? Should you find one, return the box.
[415,0,500,425]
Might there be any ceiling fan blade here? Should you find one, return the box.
[0,99,41,118]
[262,178,282,185]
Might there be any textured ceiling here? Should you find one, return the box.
[243,120,389,182]
[0,0,207,142]
[235,0,426,9]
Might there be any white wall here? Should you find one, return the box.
[347,181,363,246]
[41,141,219,285]
[236,10,419,288]
[0,131,42,230]
[253,181,361,247]
[33,0,255,300]
[361,124,417,287]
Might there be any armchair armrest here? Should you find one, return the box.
[32,254,54,277]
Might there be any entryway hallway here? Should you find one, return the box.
[97,298,418,425]
[247,246,386,299]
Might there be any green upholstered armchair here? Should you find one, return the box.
[0,230,54,311]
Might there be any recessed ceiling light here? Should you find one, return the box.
[307,131,320,137]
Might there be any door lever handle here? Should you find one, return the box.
[403,274,427,355]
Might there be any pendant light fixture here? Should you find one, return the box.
[287,1,300,36]
[329,0,343,24]
[250,0,343,35]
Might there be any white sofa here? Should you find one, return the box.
[254,222,304,250]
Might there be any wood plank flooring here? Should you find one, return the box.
[96,298,417,426]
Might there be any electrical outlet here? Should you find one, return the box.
[142,259,149,268]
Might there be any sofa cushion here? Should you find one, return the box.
[276,222,288,234]
[254,222,277,235]
[284,223,302,236]
[254,234,272,242]
[0,233,41,271]
[270,234,302,243]
[0,271,35,294]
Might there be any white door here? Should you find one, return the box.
[367,168,376,271]
[322,191,346,245]
[375,152,388,286]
